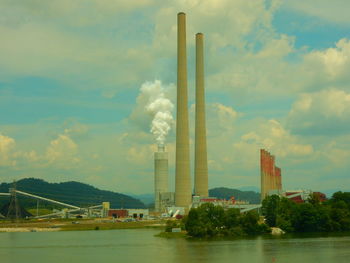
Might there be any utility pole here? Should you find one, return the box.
[7,180,21,224]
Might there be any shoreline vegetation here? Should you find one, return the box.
[160,191,350,239]
[262,191,350,233]
[162,203,270,239]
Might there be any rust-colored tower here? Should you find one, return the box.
[260,149,267,200]
[260,149,283,201]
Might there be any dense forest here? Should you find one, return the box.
[262,192,350,232]
[0,178,145,209]
[209,187,260,204]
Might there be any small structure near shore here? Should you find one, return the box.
[271,227,285,235]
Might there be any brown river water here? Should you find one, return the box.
[1,229,350,263]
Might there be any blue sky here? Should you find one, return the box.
[1,0,350,195]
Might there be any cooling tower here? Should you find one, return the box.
[194,33,208,197]
[175,12,192,208]
[154,145,168,212]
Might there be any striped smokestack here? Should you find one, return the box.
[194,32,208,197]
[275,166,282,191]
[271,155,275,191]
[260,149,266,200]
[260,149,273,200]
[175,12,191,208]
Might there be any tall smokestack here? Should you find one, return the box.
[194,33,208,197]
[154,145,168,212]
[175,12,191,208]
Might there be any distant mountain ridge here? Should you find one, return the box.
[129,193,154,206]
[132,187,261,205]
[0,178,261,209]
[0,178,145,209]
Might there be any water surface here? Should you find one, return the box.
[1,229,349,263]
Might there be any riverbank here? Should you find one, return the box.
[0,227,59,232]
[0,219,166,232]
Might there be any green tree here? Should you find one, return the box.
[276,197,296,232]
[292,203,320,232]
[240,210,265,235]
[331,192,350,210]
[262,195,280,227]
[184,203,268,238]
[224,208,240,228]
[185,203,225,237]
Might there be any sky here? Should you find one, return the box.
[1,0,350,195]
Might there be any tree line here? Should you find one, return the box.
[262,191,350,232]
[167,191,350,238]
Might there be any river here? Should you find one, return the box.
[1,229,349,263]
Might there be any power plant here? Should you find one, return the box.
[152,12,289,214]
[0,12,322,222]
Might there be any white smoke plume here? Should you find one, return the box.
[140,80,174,146]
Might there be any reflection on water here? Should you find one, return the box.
[1,229,350,263]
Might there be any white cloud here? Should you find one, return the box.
[63,121,89,138]
[2,0,350,193]
[46,134,80,168]
[0,133,16,166]
[304,38,350,78]
[235,119,313,159]
[126,144,156,165]
[0,0,155,26]
[211,103,239,132]
[283,0,350,24]
[287,89,350,135]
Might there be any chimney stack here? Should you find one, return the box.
[175,12,192,208]
[194,32,208,197]
[154,145,168,212]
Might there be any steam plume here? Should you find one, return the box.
[140,80,174,145]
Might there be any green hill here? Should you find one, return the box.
[0,178,145,209]
[209,187,260,204]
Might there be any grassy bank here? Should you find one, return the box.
[60,221,165,231]
[0,219,166,232]
[155,231,187,238]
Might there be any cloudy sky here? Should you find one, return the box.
[1,0,350,195]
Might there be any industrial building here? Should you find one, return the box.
[108,209,149,219]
